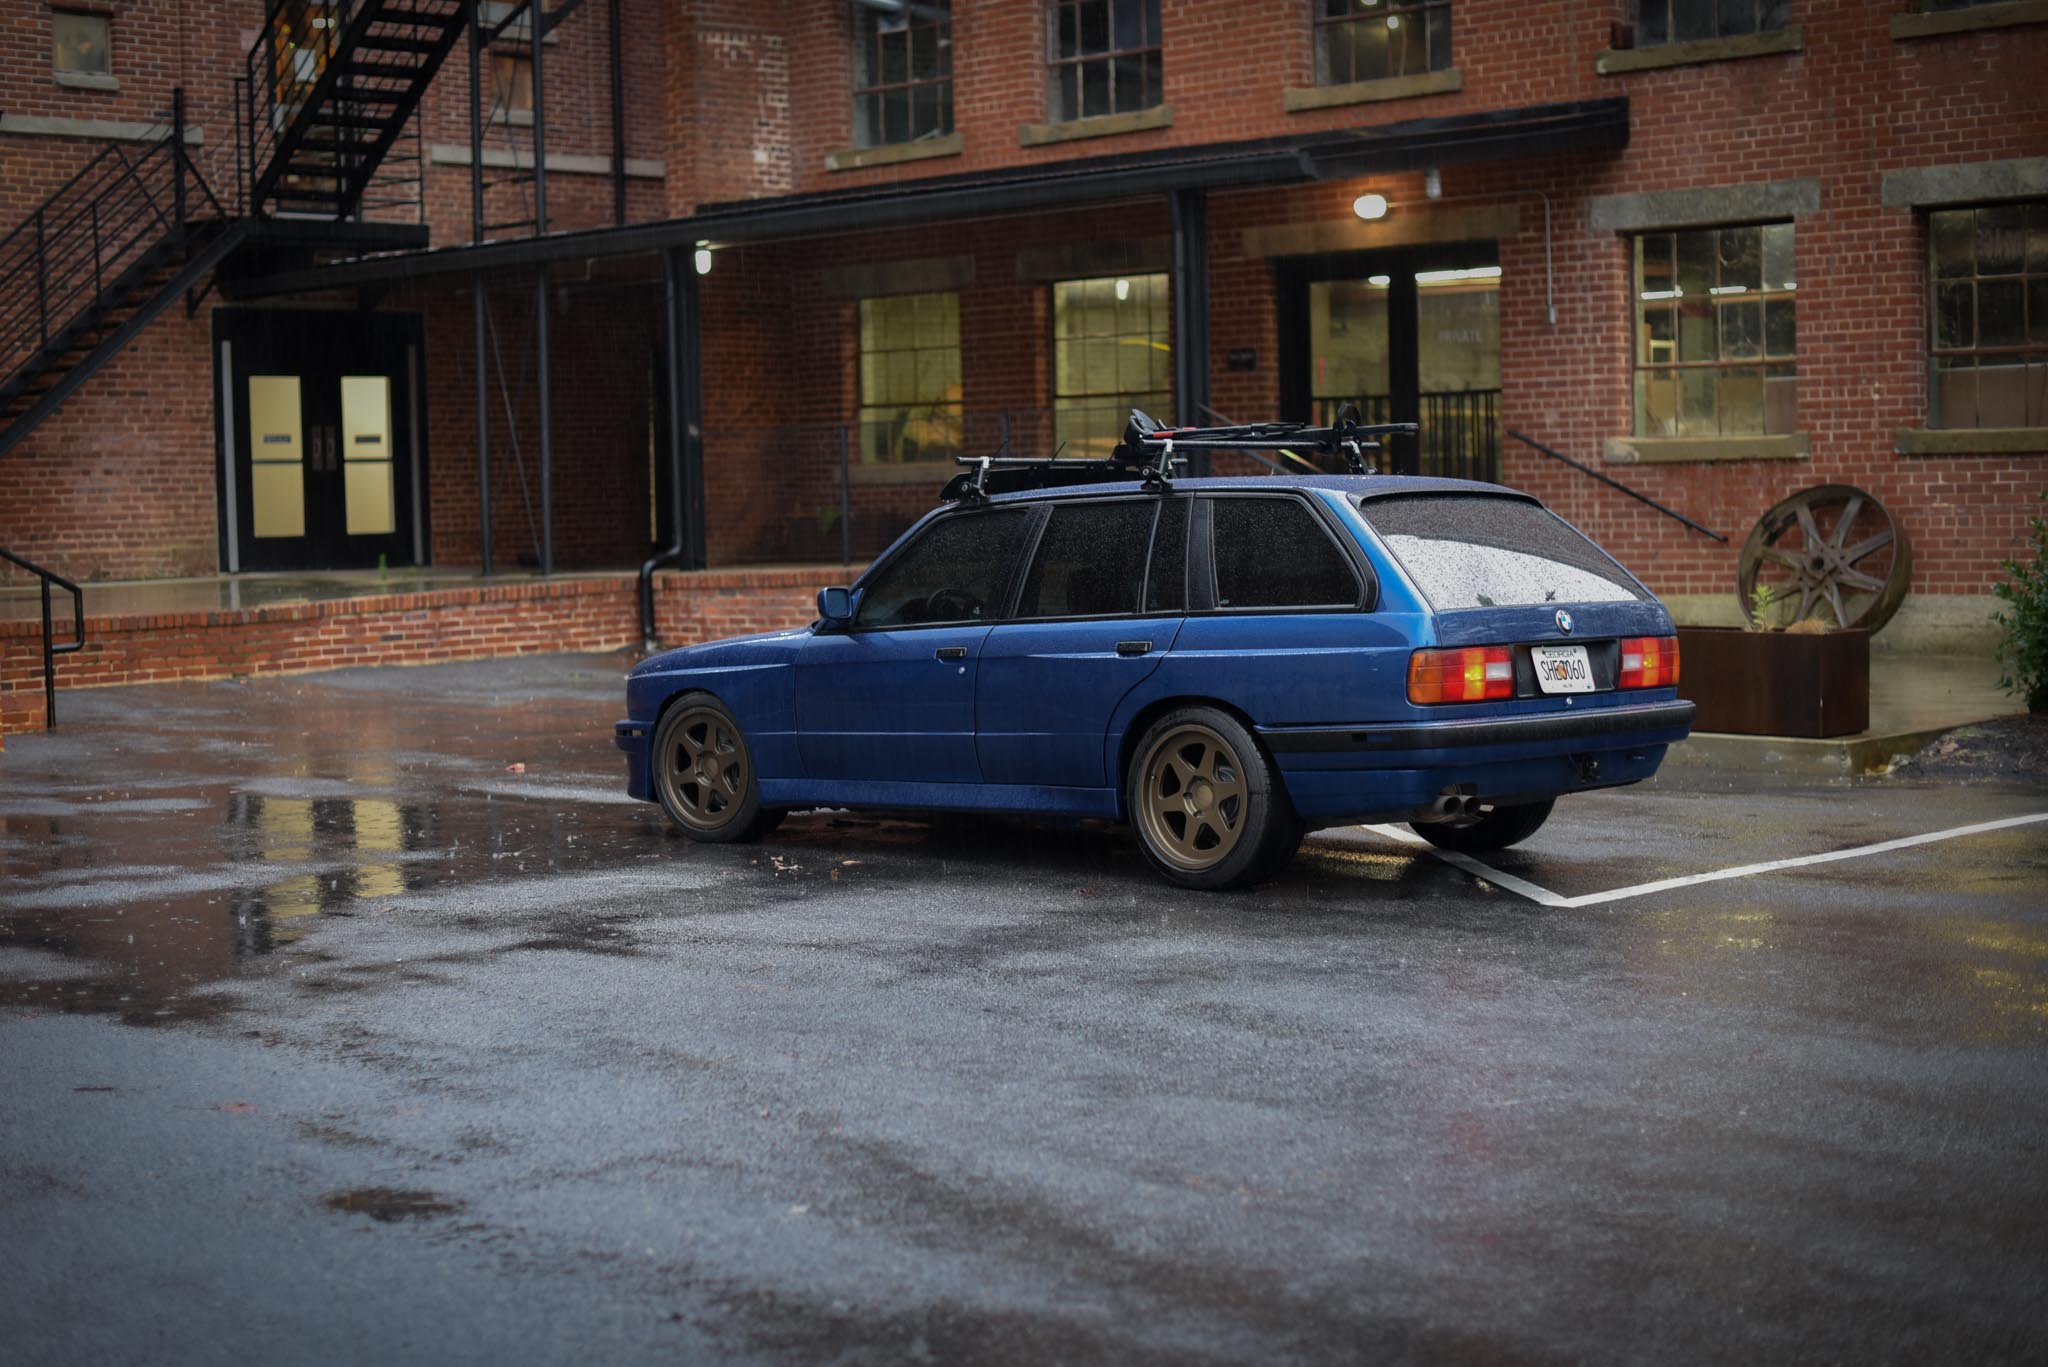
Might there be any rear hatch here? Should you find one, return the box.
[1355,491,1675,705]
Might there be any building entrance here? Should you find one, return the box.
[215,309,425,573]
[1276,243,1500,480]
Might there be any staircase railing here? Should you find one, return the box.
[246,0,369,214]
[0,92,221,389]
[1505,428,1727,542]
[0,548,84,730]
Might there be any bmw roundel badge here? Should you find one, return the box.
[1555,609,1575,635]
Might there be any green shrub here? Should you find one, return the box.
[1992,489,2048,713]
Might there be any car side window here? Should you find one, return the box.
[855,507,1034,629]
[1208,496,1360,610]
[1015,500,1156,619]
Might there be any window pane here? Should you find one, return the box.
[1762,222,1795,290]
[1016,501,1156,619]
[52,11,110,74]
[856,510,1035,629]
[2029,204,2048,273]
[1673,0,1714,43]
[1636,369,1679,436]
[2031,277,2048,345]
[1765,298,1796,358]
[1978,205,2026,276]
[1936,282,1974,350]
[1210,499,1359,610]
[1676,229,1715,300]
[1719,367,1764,435]
[1679,369,1716,436]
[1721,299,1762,360]
[1980,280,2025,348]
[1719,226,1762,291]
[1716,0,1756,38]
[1932,210,1974,279]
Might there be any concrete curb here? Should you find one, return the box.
[1667,725,1956,777]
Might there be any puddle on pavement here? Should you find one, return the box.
[0,666,673,1024]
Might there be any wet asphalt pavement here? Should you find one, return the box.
[3,654,2046,1365]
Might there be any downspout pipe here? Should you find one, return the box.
[639,247,695,647]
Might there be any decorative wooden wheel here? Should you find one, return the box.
[1736,484,1912,632]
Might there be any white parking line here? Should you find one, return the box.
[1361,811,2048,909]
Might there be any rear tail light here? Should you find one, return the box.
[1408,646,1514,704]
[1619,635,1679,689]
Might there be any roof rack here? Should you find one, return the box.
[941,407,1421,502]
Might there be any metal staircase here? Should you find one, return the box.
[0,1,474,459]
[247,0,467,219]
[0,97,248,459]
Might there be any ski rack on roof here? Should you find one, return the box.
[1117,406,1418,476]
[941,407,1421,503]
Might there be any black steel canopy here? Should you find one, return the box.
[224,97,1626,299]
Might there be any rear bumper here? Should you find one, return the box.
[1260,699,1694,823]
[1261,700,1694,757]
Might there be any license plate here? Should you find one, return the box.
[1531,644,1594,694]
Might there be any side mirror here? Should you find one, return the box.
[817,586,854,624]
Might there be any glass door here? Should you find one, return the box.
[1278,243,1500,480]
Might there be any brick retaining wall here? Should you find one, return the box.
[0,567,839,739]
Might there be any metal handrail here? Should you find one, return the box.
[1505,428,1728,543]
[0,91,222,390]
[0,548,84,729]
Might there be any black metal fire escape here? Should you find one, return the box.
[0,1,474,462]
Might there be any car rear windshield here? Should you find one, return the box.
[1355,494,1646,610]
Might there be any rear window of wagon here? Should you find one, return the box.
[1355,494,1646,610]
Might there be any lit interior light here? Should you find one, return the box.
[1708,284,1748,296]
[1413,266,1503,285]
[1639,288,1682,301]
[1368,274,1391,287]
[1114,277,1131,302]
[1353,193,1389,220]
[1386,15,1400,29]
[693,246,714,276]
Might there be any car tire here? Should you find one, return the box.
[651,694,777,843]
[1413,799,1555,853]
[1127,706,1298,890]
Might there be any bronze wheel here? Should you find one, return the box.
[1127,707,1296,889]
[1136,723,1249,871]
[652,696,770,842]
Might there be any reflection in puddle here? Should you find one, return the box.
[2,787,449,1021]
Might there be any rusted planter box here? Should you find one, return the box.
[1675,626,1871,738]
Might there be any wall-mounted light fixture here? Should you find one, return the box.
[1352,193,1389,221]
[1114,277,1131,301]
[693,245,714,276]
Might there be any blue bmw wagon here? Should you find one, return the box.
[616,416,1693,889]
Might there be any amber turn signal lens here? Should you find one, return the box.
[1618,635,1679,689]
[1408,646,1514,704]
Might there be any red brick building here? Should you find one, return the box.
[3,0,2044,661]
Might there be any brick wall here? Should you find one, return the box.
[0,567,835,736]
[4,1,2045,607]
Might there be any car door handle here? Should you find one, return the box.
[1116,640,1152,657]
[934,646,967,660]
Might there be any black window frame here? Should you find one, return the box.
[1313,0,1453,87]
[1046,0,1163,124]
[1632,0,1791,47]
[851,0,954,149]
[1926,199,2048,431]
[1194,493,1374,616]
